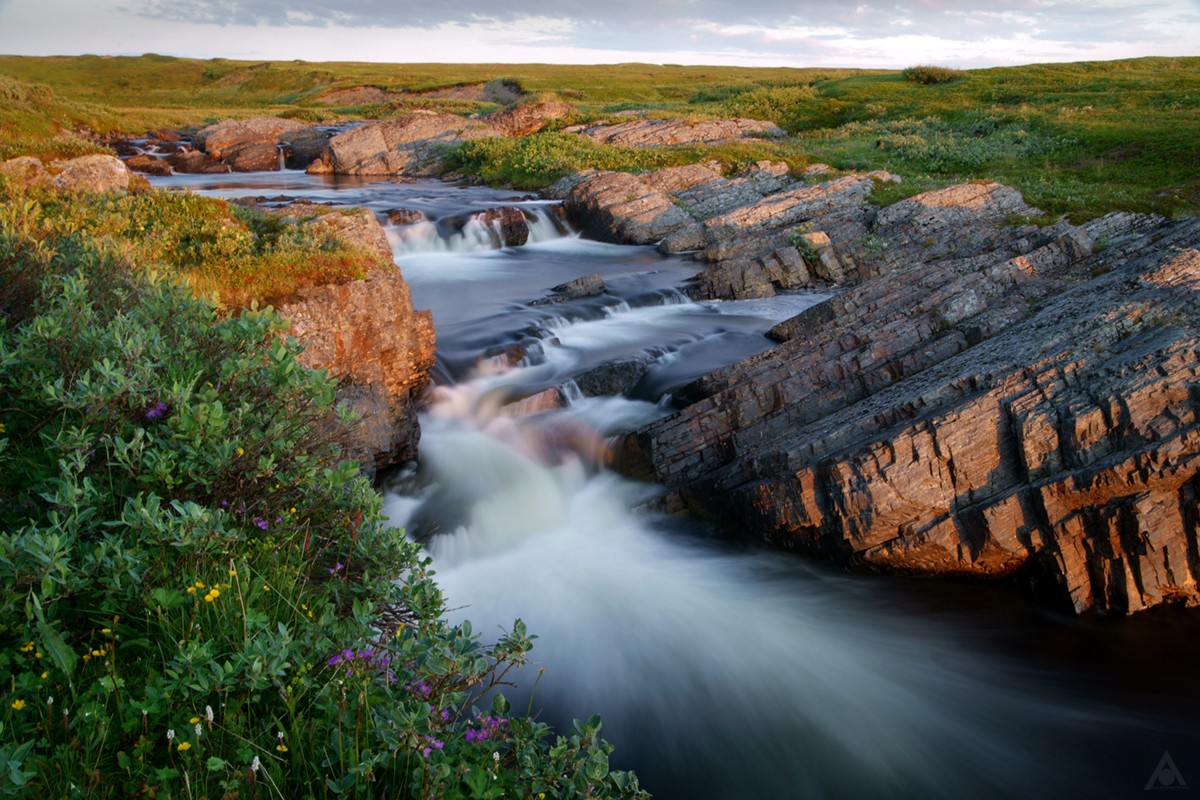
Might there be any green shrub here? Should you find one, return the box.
[901,65,967,85]
[0,204,648,799]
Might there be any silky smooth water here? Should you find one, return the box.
[153,171,1200,800]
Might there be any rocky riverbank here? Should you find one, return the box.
[561,161,1200,615]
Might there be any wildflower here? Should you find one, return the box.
[195,581,205,589]
[203,590,219,603]
[0,422,5,434]
[11,699,26,711]
[262,584,270,592]
[167,729,175,742]
[190,716,201,725]
[144,400,169,421]
[187,586,196,595]
[276,743,288,752]
[289,507,297,514]
[251,756,260,773]
[19,642,33,653]
[101,628,112,635]
[228,568,237,577]
[40,671,47,680]
[195,723,202,738]
[236,447,244,457]
[254,517,268,530]
[177,742,191,752]
[34,651,41,659]
[205,705,214,724]
[327,561,345,574]
[421,735,444,758]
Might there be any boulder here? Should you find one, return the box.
[193,116,307,158]
[125,155,173,176]
[51,154,132,194]
[612,200,1200,615]
[273,202,394,265]
[168,150,230,174]
[0,156,49,187]
[279,127,333,170]
[276,270,436,475]
[487,100,576,137]
[307,112,502,176]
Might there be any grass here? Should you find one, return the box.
[2,54,1197,218]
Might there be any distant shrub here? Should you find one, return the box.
[721,85,818,125]
[902,65,966,85]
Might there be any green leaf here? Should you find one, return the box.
[36,619,77,677]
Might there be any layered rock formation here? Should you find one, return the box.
[567,117,784,147]
[601,172,1200,615]
[271,203,436,476]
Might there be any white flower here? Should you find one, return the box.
[195,723,202,738]
[167,729,175,741]
[251,755,261,773]
[277,730,285,741]
[205,705,214,723]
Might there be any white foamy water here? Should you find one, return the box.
[383,377,1122,800]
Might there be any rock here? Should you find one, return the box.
[307,112,502,176]
[436,206,535,248]
[268,201,434,474]
[168,150,230,174]
[276,269,436,476]
[551,273,606,299]
[279,127,333,170]
[562,170,697,245]
[273,202,394,265]
[221,142,282,172]
[487,100,576,137]
[313,86,394,106]
[612,204,1200,615]
[386,208,429,225]
[51,154,132,194]
[573,359,651,397]
[125,155,173,176]
[0,156,48,187]
[193,116,308,158]
[574,117,784,147]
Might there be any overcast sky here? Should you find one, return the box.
[0,0,1197,68]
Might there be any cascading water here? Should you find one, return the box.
[149,170,1200,800]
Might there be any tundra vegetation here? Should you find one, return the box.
[0,52,1197,796]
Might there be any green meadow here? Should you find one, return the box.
[2,53,1198,218]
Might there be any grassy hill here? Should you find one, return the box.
[1,53,1197,218]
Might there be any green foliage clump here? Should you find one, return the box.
[0,181,378,309]
[719,85,819,127]
[0,198,647,799]
[902,65,966,85]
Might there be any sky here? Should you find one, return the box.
[0,0,1197,69]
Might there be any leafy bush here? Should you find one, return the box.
[720,85,818,126]
[0,199,647,799]
[902,65,966,85]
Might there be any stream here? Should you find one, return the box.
[152,170,1200,800]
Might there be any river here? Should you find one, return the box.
[152,169,1200,800]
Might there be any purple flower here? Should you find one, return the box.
[326,561,345,575]
[144,400,169,421]
[254,517,268,530]
[328,654,343,666]
[421,735,444,758]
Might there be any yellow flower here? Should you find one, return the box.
[19,642,33,653]
[189,716,201,725]
[228,569,237,577]
[101,628,112,635]
[40,672,47,680]
[34,652,41,659]
[194,581,205,588]
[262,584,271,592]
[11,699,26,711]
[204,592,217,603]
[0,422,6,433]
[276,744,288,753]
[187,586,196,595]
[236,447,244,457]
[177,742,191,752]
[91,649,104,658]
[289,507,296,514]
